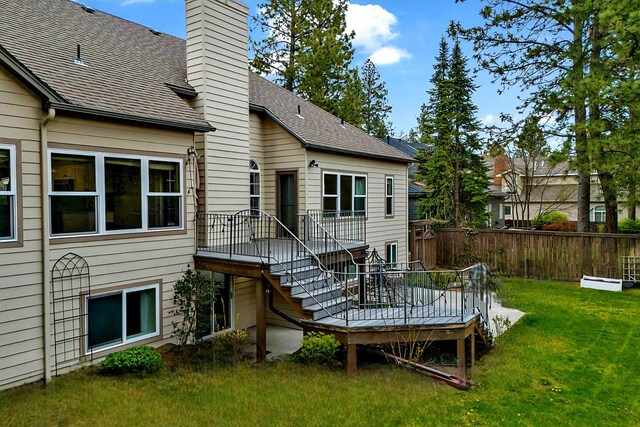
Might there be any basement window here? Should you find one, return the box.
[86,283,160,353]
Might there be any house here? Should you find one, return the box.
[490,155,638,225]
[0,0,490,390]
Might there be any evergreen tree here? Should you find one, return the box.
[360,59,392,139]
[250,0,360,122]
[415,37,489,227]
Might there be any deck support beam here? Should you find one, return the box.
[256,278,267,362]
[346,343,357,375]
[457,337,466,377]
[469,332,475,368]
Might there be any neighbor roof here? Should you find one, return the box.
[249,73,413,163]
[383,136,429,158]
[0,0,212,132]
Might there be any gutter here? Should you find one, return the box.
[48,102,215,133]
[40,107,55,384]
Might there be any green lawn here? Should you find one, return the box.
[2,280,639,426]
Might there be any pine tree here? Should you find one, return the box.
[360,59,392,139]
[415,37,489,227]
[250,0,360,121]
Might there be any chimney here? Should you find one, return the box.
[186,0,250,214]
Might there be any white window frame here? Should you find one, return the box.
[84,283,160,354]
[590,205,606,223]
[0,144,17,242]
[386,242,398,269]
[249,160,260,215]
[385,176,394,217]
[49,149,183,237]
[322,172,367,215]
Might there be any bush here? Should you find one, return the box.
[619,218,640,234]
[542,219,577,232]
[293,332,341,366]
[211,328,249,364]
[532,211,568,228]
[100,346,163,375]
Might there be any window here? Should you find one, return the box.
[322,172,366,215]
[590,206,606,223]
[249,160,260,215]
[385,176,394,216]
[504,205,512,216]
[386,242,398,269]
[49,149,183,236]
[86,284,159,353]
[0,144,17,241]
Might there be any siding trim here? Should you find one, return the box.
[0,138,22,248]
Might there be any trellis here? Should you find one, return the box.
[51,253,91,376]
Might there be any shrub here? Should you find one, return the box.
[532,211,568,228]
[212,328,249,364]
[100,346,162,375]
[619,218,640,234]
[171,267,221,346]
[293,332,341,365]
[542,219,577,232]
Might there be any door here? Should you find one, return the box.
[277,171,297,236]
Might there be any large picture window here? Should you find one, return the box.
[322,172,366,215]
[49,149,183,236]
[86,284,159,352]
[0,144,17,241]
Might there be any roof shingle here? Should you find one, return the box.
[0,0,210,131]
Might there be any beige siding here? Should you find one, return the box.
[46,117,196,363]
[0,65,44,389]
[257,115,307,216]
[187,0,251,215]
[308,150,409,263]
[234,277,256,329]
[249,112,409,263]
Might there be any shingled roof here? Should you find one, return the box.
[0,0,212,132]
[249,73,413,163]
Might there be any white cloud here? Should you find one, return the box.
[121,0,155,5]
[345,3,410,66]
[482,114,495,125]
[368,46,411,66]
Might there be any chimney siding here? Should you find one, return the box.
[186,0,250,214]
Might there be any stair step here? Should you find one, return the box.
[293,287,343,308]
[274,265,323,284]
[282,276,334,294]
[269,257,314,273]
[304,298,354,320]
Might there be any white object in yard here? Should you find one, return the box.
[580,275,622,292]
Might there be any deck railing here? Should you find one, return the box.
[306,210,366,245]
[196,211,490,328]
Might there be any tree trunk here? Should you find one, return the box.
[573,12,591,232]
[599,172,618,232]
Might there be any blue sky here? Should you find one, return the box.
[78,0,519,136]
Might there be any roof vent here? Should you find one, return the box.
[74,44,87,67]
[149,29,162,36]
[340,118,345,128]
[81,5,96,13]
[296,104,304,119]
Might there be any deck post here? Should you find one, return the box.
[346,343,357,375]
[256,278,267,362]
[457,337,466,377]
[469,332,475,368]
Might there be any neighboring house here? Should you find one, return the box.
[490,155,638,224]
[0,0,490,389]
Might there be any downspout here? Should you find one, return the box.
[304,150,308,214]
[266,281,303,329]
[41,107,55,383]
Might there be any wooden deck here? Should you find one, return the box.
[196,238,367,264]
[311,307,479,328]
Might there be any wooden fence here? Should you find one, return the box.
[409,221,437,268]
[431,229,640,282]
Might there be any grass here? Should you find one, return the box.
[1,279,640,426]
